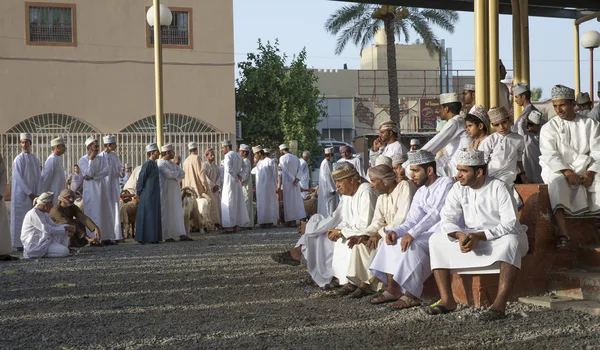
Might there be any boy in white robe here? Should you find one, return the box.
[464,105,490,150]
[21,192,76,259]
[516,110,543,184]
[278,144,306,226]
[99,135,123,243]
[344,159,416,299]
[253,145,279,227]
[158,144,190,241]
[371,150,454,308]
[428,148,528,321]
[220,140,250,232]
[11,133,42,250]
[41,137,67,205]
[540,85,600,248]
[299,151,311,199]
[317,147,338,217]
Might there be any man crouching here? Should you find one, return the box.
[50,189,102,248]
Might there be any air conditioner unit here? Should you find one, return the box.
[235,120,242,140]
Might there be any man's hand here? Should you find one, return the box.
[84,175,93,181]
[94,229,102,240]
[212,185,219,192]
[293,178,299,185]
[372,138,382,152]
[29,194,36,202]
[520,174,530,184]
[582,171,596,187]
[347,235,369,249]
[459,233,481,253]
[327,229,342,242]
[385,231,398,245]
[366,235,380,250]
[563,170,581,186]
[400,233,414,252]
[237,175,243,182]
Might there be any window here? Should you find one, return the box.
[25,2,76,46]
[146,7,193,49]
[120,114,217,133]
[6,114,97,134]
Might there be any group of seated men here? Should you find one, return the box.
[273,83,600,321]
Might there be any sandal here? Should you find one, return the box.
[425,304,456,315]
[0,255,19,261]
[370,291,398,305]
[556,235,571,249]
[390,295,421,310]
[479,308,506,322]
[321,279,340,291]
[336,284,358,296]
[348,286,374,299]
[270,251,301,266]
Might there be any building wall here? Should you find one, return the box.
[0,0,235,134]
[360,44,440,71]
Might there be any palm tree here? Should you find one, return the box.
[325,4,459,127]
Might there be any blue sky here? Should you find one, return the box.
[233,0,600,99]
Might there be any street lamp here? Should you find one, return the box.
[146,2,172,148]
[581,30,600,104]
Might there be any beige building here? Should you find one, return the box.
[0,0,234,171]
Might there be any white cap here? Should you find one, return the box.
[103,135,116,144]
[85,136,97,147]
[410,139,420,146]
[252,145,263,153]
[146,143,158,152]
[239,144,251,152]
[464,84,475,91]
[528,110,543,125]
[161,143,174,152]
[188,142,198,150]
[51,137,65,147]
[324,147,334,155]
[576,92,591,105]
[20,133,32,141]
[124,163,132,168]
[264,148,272,154]
[440,92,460,105]
[221,140,232,147]
[513,83,530,96]
[375,155,392,168]
[279,144,289,150]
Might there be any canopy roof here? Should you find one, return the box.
[332,0,600,19]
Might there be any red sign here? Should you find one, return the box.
[419,98,440,129]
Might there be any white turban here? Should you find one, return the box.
[34,192,54,206]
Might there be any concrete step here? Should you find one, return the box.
[548,270,600,301]
[578,245,600,268]
[519,295,600,316]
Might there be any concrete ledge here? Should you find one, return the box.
[519,295,600,316]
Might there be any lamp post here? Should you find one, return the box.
[146,2,172,148]
[581,30,600,104]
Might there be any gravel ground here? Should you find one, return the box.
[1,228,599,350]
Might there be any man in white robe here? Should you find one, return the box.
[79,137,111,242]
[41,137,67,206]
[99,135,122,243]
[221,140,250,232]
[253,145,279,228]
[21,192,76,259]
[369,121,408,167]
[0,153,16,260]
[238,144,254,229]
[299,151,311,199]
[540,85,600,248]
[409,139,420,151]
[342,159,416,299]
[418,92,471,177]
[317,147,338,217]
[511,83,538,134]
[271,164,377,290]
[336,145,368,182]
[204,147,222,229]
[587,83,600,121]
[158,144,190,242]
[576,92,593,116]
[278,144,306,226]
[123,165,142,194]
[371,150,454,308]
[516,110,543,184]
[11,133,42,250]
[429,148,528,321]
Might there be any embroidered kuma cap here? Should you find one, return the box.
[576,92,591,105]
[391,154,408,165]
[457,148,486,166]
[551,85,575,101]
[488,106,510,124]
[408,150,435,165]
[528,110,543,125]
[464,84,475,92]
[440,92,460,105]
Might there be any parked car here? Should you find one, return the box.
[309,140,356,188]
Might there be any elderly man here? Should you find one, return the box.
[336,145,368,182]
[418,92,471,177]
[370,150,454,308]
[272,164,377,290]
[119,163,132,186]
[429,148,528,321]
[21,192,76,259]
[0,154,16,260]
[540,85,600,248]
[50,189,102,248]
[391,154,408,182]
[204,147,222,229]
[317,147,338,217]
[41,137,67,205]
[11,133,42,251]
[462,84,476,106]
[99,135,122,244]
[576,92,593,116]
[220,140,250,232]
[409,139,420,151]
[238,144,254,229]
[136,143,162,244]
[344,159,416,298]
[299,151,311,199]
[254,145,279,228]
[370,121,408,167]
[79,137,112,241]
[158,144,190,242]
[66,164,84,193]
[279,144,306,226]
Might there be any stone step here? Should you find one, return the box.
[518,295,600,316]
[578,245,600,268]
[548,270,600,301]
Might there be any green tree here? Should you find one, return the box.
[530,87,543,102]
[325,4,458,126]
[236,40,324,157]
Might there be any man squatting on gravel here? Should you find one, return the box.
[273,148,528,322]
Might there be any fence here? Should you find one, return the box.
[0,132,230,179]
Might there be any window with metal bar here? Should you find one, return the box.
[147,8,193,49]
[26,2,76,46]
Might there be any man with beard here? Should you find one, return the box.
[50,189,102,248]
[369,121,408,167]
[99,135,123,244]
[135,143,162,244]
[41,137,67,205]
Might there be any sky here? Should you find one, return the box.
[233,0,600,100]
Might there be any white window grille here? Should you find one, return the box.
[120,114,218,133]
[6,113,97,134]
[148,10,191,47]
[26,3,76,45]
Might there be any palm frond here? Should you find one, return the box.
[406,12,440,56]
[325,3,378,55]
[418,9,459,33]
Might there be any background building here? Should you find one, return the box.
[0,0,234,173]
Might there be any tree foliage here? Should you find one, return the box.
[530,87,543,102]
[236,40,325,157]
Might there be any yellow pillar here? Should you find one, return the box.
[519,0,530,86]
[475,0,489,109]
[511,0,523,118]
[153,0,164,148]
[574,24,581,95]
[489,0,500,108]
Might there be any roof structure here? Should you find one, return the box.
[332,0,600,19]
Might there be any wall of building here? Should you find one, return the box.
[360,44,440,71]
[0,0,235,134]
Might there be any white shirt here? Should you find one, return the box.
[421,114,471,176]
[479,132,525,184]
[42,153,66,205]
[21,207,68,259]
[364,180,416,238]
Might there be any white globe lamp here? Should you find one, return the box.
[146,4,172,27]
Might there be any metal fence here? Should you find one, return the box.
[0,132,230,179]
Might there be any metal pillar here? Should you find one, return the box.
[489,0,499,108]
[511,0,523,118]
[575,24,581,95]
[153,0,164,148]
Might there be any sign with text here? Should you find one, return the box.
[419,98,440,130]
